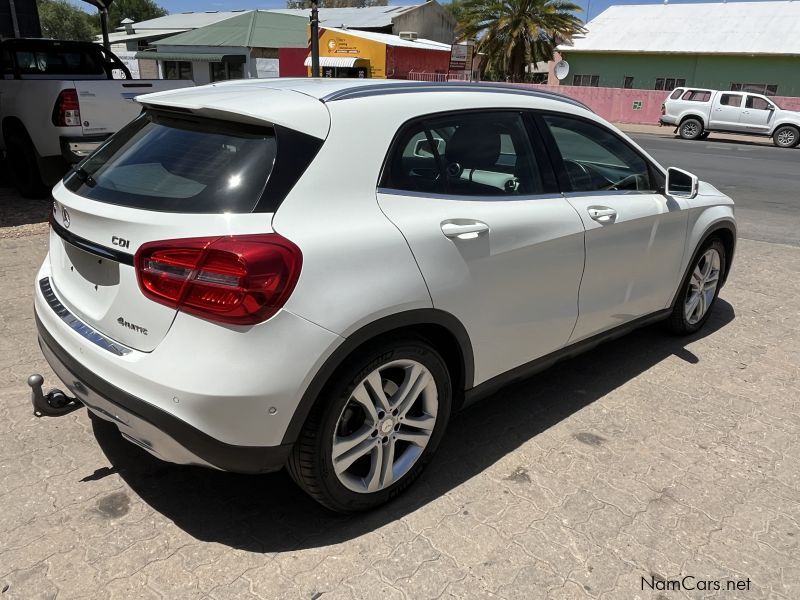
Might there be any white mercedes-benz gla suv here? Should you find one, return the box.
[33,79,736,512]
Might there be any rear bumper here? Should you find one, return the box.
[659,116,677,126]
[59,135,110,163]
[36,313,292,473]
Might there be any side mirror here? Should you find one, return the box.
[666,167,699,199]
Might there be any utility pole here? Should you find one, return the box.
[310,0,320,77]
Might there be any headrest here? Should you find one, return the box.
[445,124,501,170]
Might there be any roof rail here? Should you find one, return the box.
[321,81,594,113]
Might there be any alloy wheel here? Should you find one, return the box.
[776,129,797,147]
[684,248,721,325]
[682,122,699,138]
[331,359,438,494]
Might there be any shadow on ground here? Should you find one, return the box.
[90,300,735,553]
[0,161,50,228]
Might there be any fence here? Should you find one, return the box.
[407,72,472,82]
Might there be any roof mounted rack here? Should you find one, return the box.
[321,81,594,113]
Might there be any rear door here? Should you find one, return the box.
[47,110,297,352]
[377,110,586,385]
[710,92,745,131]
[539,113,689,342]
[738,94,775,133]
[76,80,192,138]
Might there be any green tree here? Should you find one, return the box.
[92,0,168,31]
[38,0,98,41]
[459,0,584,82]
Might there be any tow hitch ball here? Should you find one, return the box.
[27,374,81,418]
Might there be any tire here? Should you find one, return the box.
[288,337,452,513]
[667,238,726,335]
[772,125,799,148]
[5,132,48,198]
[679,118,704,140]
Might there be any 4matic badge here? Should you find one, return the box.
[117,317,148,335]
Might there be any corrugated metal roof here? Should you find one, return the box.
[125,11,252,31]
[268,5,419,29]
[323,27,451,50]
[95,29,184,44]
[153,11,307,49]
[560,1,800,56]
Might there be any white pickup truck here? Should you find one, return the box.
[0,38,192,197]
[660,87,800,149]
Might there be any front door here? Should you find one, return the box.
[377,110,586,385]
[739,94,775,133]
[710,93,745,131]
[539,114,689,342]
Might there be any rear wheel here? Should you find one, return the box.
[288,337,452,512]
[5,132,48,198]
[679,118,704,140]
[668,238,726,335]
[773,125,799,148]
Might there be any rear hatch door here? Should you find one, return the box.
[46,104,318,352]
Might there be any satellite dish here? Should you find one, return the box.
[555,60,570,81]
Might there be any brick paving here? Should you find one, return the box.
[1,224,798,599]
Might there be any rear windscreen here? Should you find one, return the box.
[14,48,105,76]
[64,112,277,213]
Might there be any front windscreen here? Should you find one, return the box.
[64,111,277,214]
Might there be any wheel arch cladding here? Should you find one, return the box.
[680,114,705,127]
[281,309,474,445]
[686,219,737,294]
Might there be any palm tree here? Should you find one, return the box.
[458,0,585,82]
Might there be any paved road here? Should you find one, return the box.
[631,134,799,246]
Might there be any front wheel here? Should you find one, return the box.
[773,125,799,148]
[668,238,726,335]
[288,337,452,513]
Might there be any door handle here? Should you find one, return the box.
[441,220,490,239]
[587,206,617,224]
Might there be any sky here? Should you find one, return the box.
[67,0,776,24]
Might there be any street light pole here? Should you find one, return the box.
[310,0,320,77]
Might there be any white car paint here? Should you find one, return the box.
[34,78,736,483]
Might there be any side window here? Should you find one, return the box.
[382,112,545,197]
[720,94,743,107]
[543,114,658,193]
[746,96,771,110]
[669,88,684,100]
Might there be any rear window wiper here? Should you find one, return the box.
[71,166,96,188]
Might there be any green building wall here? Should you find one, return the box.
[559,53,800,96]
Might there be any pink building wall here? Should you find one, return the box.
[516,84,800,125]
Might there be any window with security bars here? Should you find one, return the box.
[572,74,600,87]
[654,77,686,91]
[730,83,778,96]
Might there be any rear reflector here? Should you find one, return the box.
[135,235,302,325]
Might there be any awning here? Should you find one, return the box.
[303,56,368,68]
[134,52,246,63]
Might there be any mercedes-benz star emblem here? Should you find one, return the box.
[62,207,70,229]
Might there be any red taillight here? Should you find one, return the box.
[661,103,666,116]
[52,89,81,127]
[135,235,302,325]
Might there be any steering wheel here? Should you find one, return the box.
[563,159,593,191]
[603,173,641,191]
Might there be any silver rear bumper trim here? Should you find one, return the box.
[39,277,131,356]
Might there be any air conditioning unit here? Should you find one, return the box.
[399,31,419,41]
